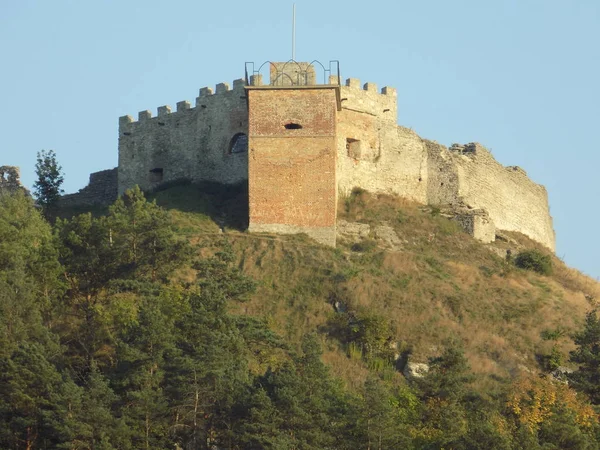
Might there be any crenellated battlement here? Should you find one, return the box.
[343,78,397,97]
[339,77,398,121]
[117,76,249,195]
[119,78,246,127]
[118,71,398,128]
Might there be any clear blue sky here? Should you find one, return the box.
[1,0,598,278]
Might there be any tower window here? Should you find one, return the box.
[346,138,362,159]
[229,133,248,154]
[284,122,303,130]
[149,168,163,183]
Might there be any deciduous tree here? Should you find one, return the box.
[33,149,64,212]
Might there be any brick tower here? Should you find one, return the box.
[245,62,341,246]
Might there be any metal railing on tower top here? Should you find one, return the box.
[244,60,340,87]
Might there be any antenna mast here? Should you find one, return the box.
[292,4,296,61]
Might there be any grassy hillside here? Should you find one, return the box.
[147,183,599,392]
[6,183,599,449]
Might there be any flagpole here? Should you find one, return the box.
[292,4,296,61]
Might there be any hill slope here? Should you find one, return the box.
[3,183,600,449]
[148,184,599,388]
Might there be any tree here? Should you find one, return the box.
[413,343,475,448]
[234,335,356,449]
[569,309,600,404]
[358,377,415,450]
[107,186,191,282]
[0,342,69,449]
[0,190,62,356]
[507,375,598,448]
[33,149,64,212]
[115,293,175,450]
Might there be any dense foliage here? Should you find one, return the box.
[33,149,64,213]
[0,188,598,449]
[514,249,553,275]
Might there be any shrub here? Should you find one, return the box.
[547,344,563,372]
[514,250,553,275]
[343,187,367,213]
[351,239,377,253]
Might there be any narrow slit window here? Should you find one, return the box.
[284,123,303,130]
[149,168,163,183]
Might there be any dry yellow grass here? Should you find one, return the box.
[163,186,600,393]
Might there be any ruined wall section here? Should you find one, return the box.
[60,168,118,207]
[424,140,460,205]
[247,87,338,246]
[0,166,25,196]
[118,79,248,195]
[452,143,555,250]
[336,79,427,203]
[453,209,496,244]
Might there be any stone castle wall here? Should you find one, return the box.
[117,79,249,195]
[452,144,555,250]
[335,80,428,204]
[332,78,555,250]
[0,166,24,196]
[106,66,555,251]
[59,168,118,207]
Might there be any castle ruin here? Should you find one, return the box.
[0,166,26,197]
[67,61,556,251]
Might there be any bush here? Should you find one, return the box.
[514,250,553,275]
[351,239,377,253]
[344,187,367,213]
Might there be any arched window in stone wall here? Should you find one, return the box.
[229,133,248,154]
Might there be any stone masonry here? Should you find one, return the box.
[64,61,555,250]
[59,168,118,207]
[0,166,25,196]
[117,80,248,194]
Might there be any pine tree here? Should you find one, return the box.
[413,343,474,448]
[0,190,61,355]
[569,309,600,404]
[107,186,191,282]
[115,293,176,450]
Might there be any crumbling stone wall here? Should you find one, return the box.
[0,166,23,196]
[453,209,496,244]
[424,140,461,205]
[118,79,249,195]
[331,78,554,250]
[336,79,427,204]
[452,143,555,250]
[60,168,118,207]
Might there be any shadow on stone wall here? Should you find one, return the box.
[148,180,249,231]
[60,168,118,208]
